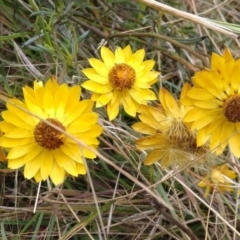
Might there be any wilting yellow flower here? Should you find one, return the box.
[198,164,237,197]
[132,83,208,167]
[82,45,159,120]
[0,78,102,185]
[182,48,240,157]
[134,82,192,139]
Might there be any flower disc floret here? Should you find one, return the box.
[108,63,136,90]
[223,94,240,123]
[34,118,65,150]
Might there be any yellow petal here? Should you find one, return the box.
[211,169,225,183]
[7,142,37,159]
[191,114,222,130]
[205,87,226,100]
[123,45,132,59]
[54,83,69,118]
[91,92,101,101]
[82,68,109,84]
[82,147,97,159]
[76,162,86,175]
[0,136,35,148]
[141,60,155,72]
[221,60,235,85]
[183,107,208,122]
[209,127,224,154]
[68,113,99,133]
[5,100,37,127]
[34,170,42,183]
[193,70,216,89]
[107,103,119,120]
[198,178,208,188]
[220,121,235,144]
[8,156,29,169]
[88,58,109,76]
[53,150,78,176]
[222,47,234,61]
[114,47,125,63]
[160,88,180,118]
[107,90,121,120]
[74,125,103,141]
[230,61,240,92]
[63,100,93,126]
[60,143,82,162]
[43,89,55,117]
[101,46,115,69]
[180,83,191,99]
[211,52,225,70]
[2,111,33,130]
[206,118,225,135]
[196,128,209,146]
[138,114,166,131]
[82,80,112,94]
[136,135,166,150]
[21,144,43,163]
[223,170,237,180]
[50,162,65,185]
[142,89,157,101]
[181,96,194,106]
[127,49,145,66]
[144,149,163,165]
[24,156,42,179]
[229,133,240,157]
[193,100,220,109]
[23,88,45,118]
[148,106,166,122]
[129,88,156,104]
[39,151,53,180]
[132,122,156,135]
[133,81,151,89]
[187,88,214,100]
[0,121,15,132]
[65,85,81,114]
[4,127,33,138]
[122,93,137,117]
[96,92,112,107]
[45,77,59,92]
[137,71,159,83]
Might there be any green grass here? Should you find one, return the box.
[0,0,240,239]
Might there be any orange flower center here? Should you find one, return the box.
[108,63,136,91]
[223,95,240,123]
[34,118,66,150]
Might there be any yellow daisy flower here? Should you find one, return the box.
[182,48,240,157]
[0,78,102,185]
[81,45,159,120]
[132,83,208,167]
[198,164,237,197]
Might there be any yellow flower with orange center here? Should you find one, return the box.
[132,83,208,167]
[198,164,237,197]
[182,48,240,157]
[81,45,159,120]
[0,78,102,185]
